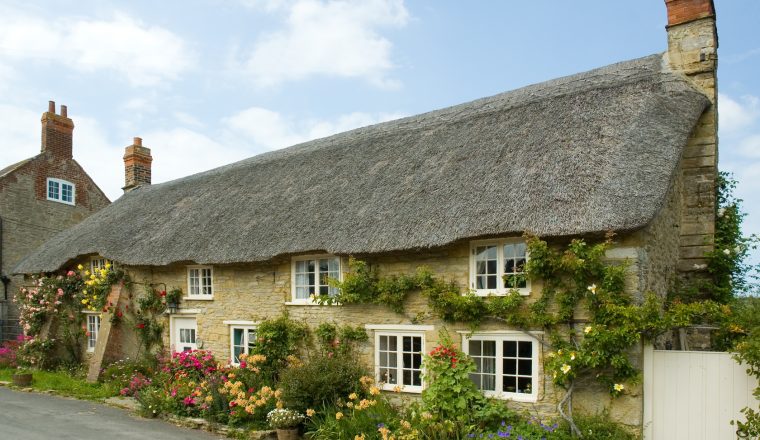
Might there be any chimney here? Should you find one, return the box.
[664,0,719,274]
[665,0,717,84]
[123,137,152,192]
[41,101,74,159]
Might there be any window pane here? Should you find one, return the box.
[388,336,397,351]
[412,370,421,386]
[483,340,496,356]
[379,335,387,351]
[503,376,517,393]
[517,377,532,394]
[469,340,481,356]
[233,329,243,346]
[483,374,496,391]
[295,286,308,299]
[504,358,516,375]
[403,336,412,352]
[487,275,497,289]
[61,183,73,202]
[247,330,257,351]
[518,359,532,375]
[504,341,517,357]
[482,357,495,374]
[518,341,532,358]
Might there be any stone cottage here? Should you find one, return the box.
[14,0,718,430]
[0,102,111,342]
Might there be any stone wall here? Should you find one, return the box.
[0,153,110,338]
[92,233,653,428]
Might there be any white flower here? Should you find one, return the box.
[723,249,731,255]
[613,383,625,392]
[561,364,571,374]
[587,284,597,294]
[584,325,593,334]
[718,207,726,217]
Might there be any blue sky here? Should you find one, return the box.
[1,0,759,262]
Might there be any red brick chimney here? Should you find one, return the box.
[123,137,152,192]
[41,100,74,159]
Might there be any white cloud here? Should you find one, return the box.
[719,93,759,135]
[224,106,405,149]
[240,0,409,88]
[0,104,39,167]
[0,8,195,87]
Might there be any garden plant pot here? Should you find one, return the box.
[276,428,299,440]
[12,373,32,387]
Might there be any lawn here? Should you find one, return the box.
[0,367,119,400]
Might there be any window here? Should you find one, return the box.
[230,325,257,365]
[187,266,213,299]
[291,256,340,302]
[86,314,101,352]
[375,332,424,393]
[46,178,75,205]
[463,334,539,402]
[90,257,111,273]
[470,239,529,295]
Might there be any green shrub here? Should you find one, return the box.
[251,314,309,383]
[279,350,368,412]
[99,357,157,389]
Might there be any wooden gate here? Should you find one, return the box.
[643,346,758,440]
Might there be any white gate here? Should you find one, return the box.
[643,346,758,440]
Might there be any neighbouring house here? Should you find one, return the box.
[14,0,718,431]
[0,102,111,342]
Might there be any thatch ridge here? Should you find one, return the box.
[15,53,710,272]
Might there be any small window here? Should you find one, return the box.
[291,255,340,303]
[471,239,529,295]
[86,314,101,352]
[230,326,257,365]
[90,257,111,274]
[46,178,75,205]
[187,266,213,299]
[463,334,539,402]
[375,332,424,393]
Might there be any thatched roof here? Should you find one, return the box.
[15,54,710,273]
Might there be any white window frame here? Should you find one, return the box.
[90,256,111,274]
[461,332,540,402]
[469,238,530,296]
[84,313,101,353]
[46,177,76,206]
[186,265,214,300]
[290,255,341,304]
[373,330,425,394]
[228,323,257,365]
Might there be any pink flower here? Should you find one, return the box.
[67,271,75,277]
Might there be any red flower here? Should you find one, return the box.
[136,323,146,329]
[160,290,167,297]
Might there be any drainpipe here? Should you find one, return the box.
[0,217,8,300]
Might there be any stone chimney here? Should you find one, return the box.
[664,0,719,273]
[41,101,74,159]
[123,137,152,192]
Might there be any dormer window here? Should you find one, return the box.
[47,178,75,205]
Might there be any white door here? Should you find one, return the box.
[173,317,198,352]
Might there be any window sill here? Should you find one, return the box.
[473,289,531,297]
[379,384,422,394]
[183,296,214,301]
[483,391,538,403]
[284,301,340,306]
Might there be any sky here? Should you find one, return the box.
[0,0,759,262]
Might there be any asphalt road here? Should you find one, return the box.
[0,387,226,439]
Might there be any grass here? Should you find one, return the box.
[0,367,120,400]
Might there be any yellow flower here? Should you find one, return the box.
[105,263,111,269]
[584,326,592,334]
[100,269,108,277]
[77,264,84,270]
[306,408,316,417]
[561,364,571,374]
[392,384,403,393]
[355,435,366,440]
[570,352,576,361]
[369,386,380,395]
[85,270,90,276]
[335,412,344,420]
[348,392,358,400]
[81,299,88,304]
[205,395,213,403]
[401,420,412,430]
[346,402,354,408]
[614,383,625,392]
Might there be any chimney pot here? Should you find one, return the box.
[61,105,67,118]
[134,136,142,146]
[48,101,55,113]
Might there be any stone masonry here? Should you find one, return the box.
[664,0,719,274]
